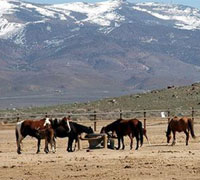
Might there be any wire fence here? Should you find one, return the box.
[1,108,200,131]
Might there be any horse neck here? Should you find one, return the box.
[73,122,90,134]
[105,120,121,132]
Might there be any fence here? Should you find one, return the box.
[1,107,200,131]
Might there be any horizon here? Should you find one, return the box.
[22,0,200,9]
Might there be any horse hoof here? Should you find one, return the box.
[17,151,21,154]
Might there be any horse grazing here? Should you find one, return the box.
[51,119,94,152]
[15,117,70,154]
[101,118,143,150]
[166,116,196,146]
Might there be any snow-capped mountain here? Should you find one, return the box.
[0,0,200,107]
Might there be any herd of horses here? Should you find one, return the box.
[15,115,196,154]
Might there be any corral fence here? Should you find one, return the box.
[1,107,200,131]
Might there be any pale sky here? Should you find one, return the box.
[23,0,200,9]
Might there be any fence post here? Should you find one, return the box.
[103,134,107,149]
[167,108,170,123]
[192,107,194,122]
[94,111,97,131]
[17,113,20,122]
[144,109,146,130]
[120,110,123,119]
[77,135,81,150]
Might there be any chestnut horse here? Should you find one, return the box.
[15,117,70,154]
[166,116,196,146]
[101,118,143,150]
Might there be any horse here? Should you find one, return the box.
[15,117,70,154]
[100,118,143,150]
[166,116,196,146]
[51,119,94,152]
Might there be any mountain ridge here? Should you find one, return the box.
[0,0,200,107]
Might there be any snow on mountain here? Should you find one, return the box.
[1,0,200,41]
[133,2,200,30]
[49,0,125,26]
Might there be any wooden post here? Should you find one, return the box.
[103,134,107,149]
[144,109,146,130]
[94,111,97,131]
[77,135,81,150]
[120,110,122,119]
[192,107,194,122]
[16,114,19,122]
[167,108,170,124]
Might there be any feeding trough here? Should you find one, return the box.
[78,133,115,150]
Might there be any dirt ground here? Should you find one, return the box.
[1,118,200,180]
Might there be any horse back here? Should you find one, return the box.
[21,119,50,138]
[117,120,133,135]
[169,117,189,131]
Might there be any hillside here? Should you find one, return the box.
[1,83,200,121]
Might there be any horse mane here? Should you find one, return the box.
[104,119,122,132]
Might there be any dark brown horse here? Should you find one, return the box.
[101,118,143,150]
[15,117,70,154]
[166,116,196,146]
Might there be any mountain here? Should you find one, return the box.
[0,0,200,108]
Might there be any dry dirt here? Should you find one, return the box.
[1,118,200,180]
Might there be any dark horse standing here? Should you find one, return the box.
[101,118,143,150]
[51,119,94,152]
[166,116,196,146]
[15,118,62,154]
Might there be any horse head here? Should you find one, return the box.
[100,126,106,134]
[88,126,94,134]
[60,117,71,133]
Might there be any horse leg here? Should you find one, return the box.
[16,125,25,154]
[17,136,24,154]
[49,131,55,153]
[144,131,150,145]
[116,136,121,150]
[36,139,41,153]
[122,136,125,150]
[67,138,73,152]
[73,137,78,152]
[185,130,189,146]
[135,134,139,150]
[129,134,133,150]
[172,131,176,146]
[53,137,56,153]
[44,137,49,154]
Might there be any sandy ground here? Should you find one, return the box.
[0,118,200,180]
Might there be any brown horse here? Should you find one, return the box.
[15,117,70,154]
[166,116,196,146]
[101,118,143,150]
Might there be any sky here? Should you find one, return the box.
[23,0,200,9]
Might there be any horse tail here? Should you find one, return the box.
[15,121,24,154]
[188,119,196,139]
[138,121,143,146]
[15,125,19,146]
[166,122,171,135]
